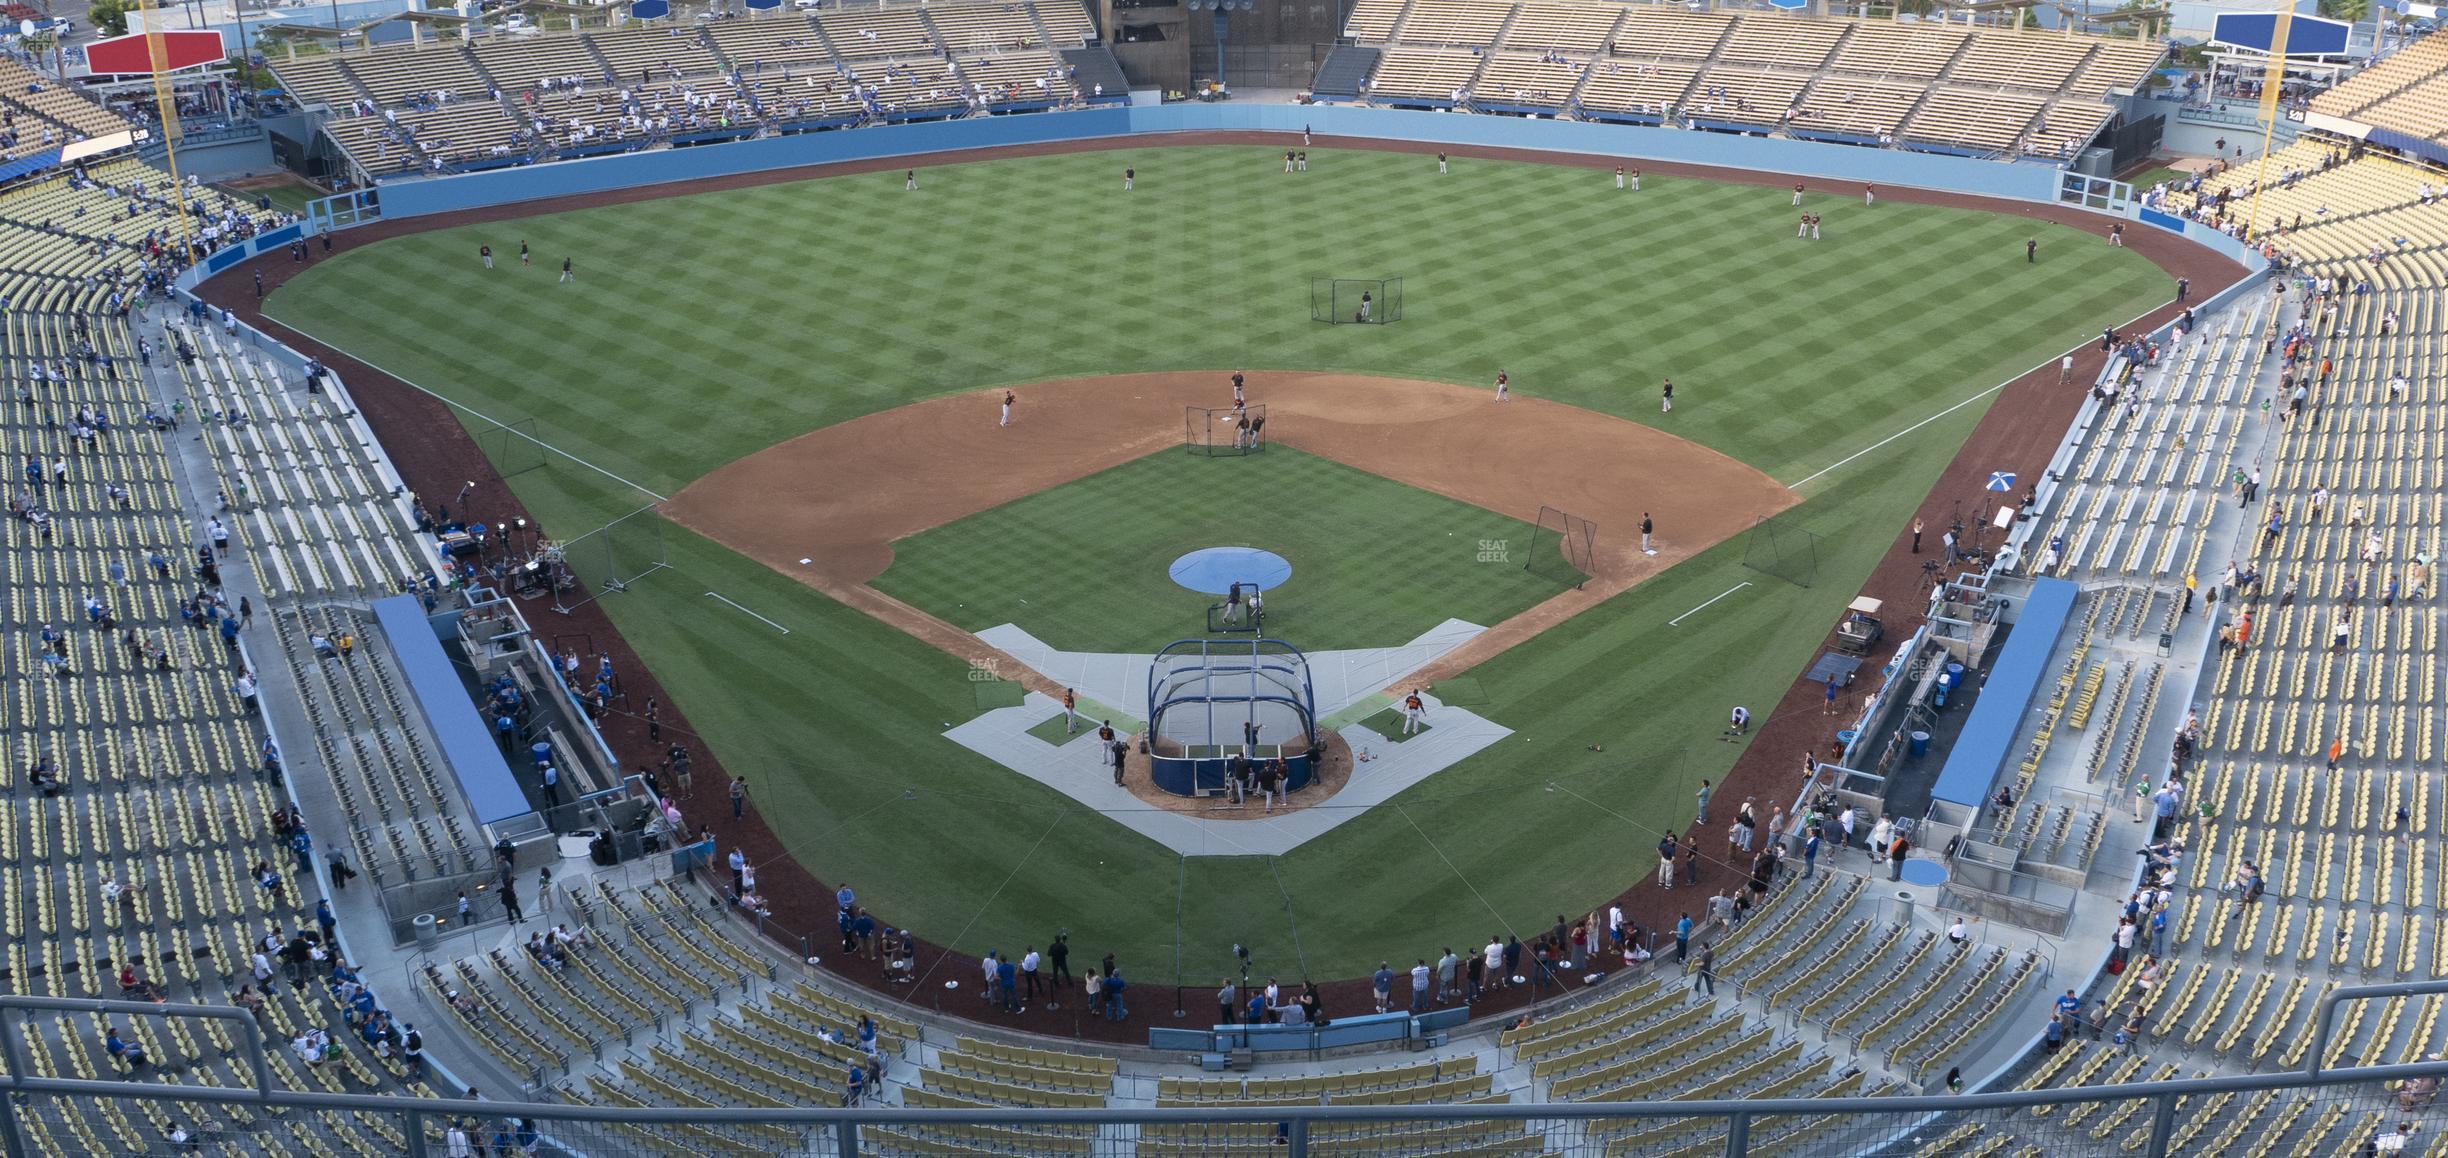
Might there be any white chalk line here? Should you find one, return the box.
[1669,581,1753,627]
[705,591,790,633]
[1786,301,2191,492]
[267,318,671,503]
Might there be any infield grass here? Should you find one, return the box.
[874,447,1573,653]
[266,144,2173,978]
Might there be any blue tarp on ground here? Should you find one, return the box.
[1929,577,2079,810]
[370,593,531,825]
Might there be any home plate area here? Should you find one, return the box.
[941,622,1513,856]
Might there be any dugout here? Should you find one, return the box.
[1145,637,1320,797]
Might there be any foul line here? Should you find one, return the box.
[705,591,790,633]
[1394,802,1522,946]
[1787,381,2010,491]
[896,811,1066,1005]
[1669,582,1753,627]
[1787,301,2191,492]
[265,317,671,503]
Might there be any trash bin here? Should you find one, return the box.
[1836,729,1859,749]
[412,912,438,952]
[1946,662,1966,679]
[1910,730,1932,757]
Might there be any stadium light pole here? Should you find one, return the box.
[1187,0,1253,91]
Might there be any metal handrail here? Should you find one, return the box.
[0,1052,2444,1158]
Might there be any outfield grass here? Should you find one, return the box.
[266,145,2167,490]
[267,145,2170,978]
[874,447,1572,653]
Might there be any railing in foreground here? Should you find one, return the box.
[0,986,2441,1156]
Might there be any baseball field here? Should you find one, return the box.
[261,142,2171,983]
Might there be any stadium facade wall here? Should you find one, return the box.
[373,104,2069,219]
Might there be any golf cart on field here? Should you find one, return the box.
[1833,596,1884,655]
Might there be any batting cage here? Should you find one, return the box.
[1186,404,1267,457]
[1203,583,1268,634]
[473,417,546,478]
[1310,277,1404,325]
[1743,515,1821,588]
[1145,638,1319,797]
[1523,506,1598,589]
[543,505,672,613]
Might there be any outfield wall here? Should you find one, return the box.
[372,105,2070,219]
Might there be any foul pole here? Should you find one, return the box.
[136,0,195,263]
[2240,9,2295,246]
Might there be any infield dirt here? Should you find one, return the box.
[663,371,1798,697]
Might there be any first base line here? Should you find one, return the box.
[1669,582,1753,627]
[705,591,790,633]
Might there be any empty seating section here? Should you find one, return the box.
[2068,39,2163,96]
[0,57,132,150]
[263,55,359,109]
[1792,80,1920,142]
[926,4,1043,53]
[472,35,609,95]
[1034,1,1095,45]
[1828,23,1965,80]
[1905,87,2043,154]
[1478,55,1587,110]
[2288,200,2448,265]
[1947,33,2086,92]
[704,18,837,76]
[1715,17,1845,70]
[1613,8,1732,62]
[2358,81,2448,149]
[1395,0,1512,47]
[1504,2,1622,55]
[1575,61,1697,120]
[341,50,488,106]
[271,2,1101,175]
[1344,0,1407,42]
[2031,298,2268,591]
[821,9,936,58]
[1685,67,1808,127]
[1367,48,1483,103]
[164,324,428,599]
[2309,30,2448,145]
[1338,5,2153,157]
[2029,100,2115,160]
[588,25,723,87]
